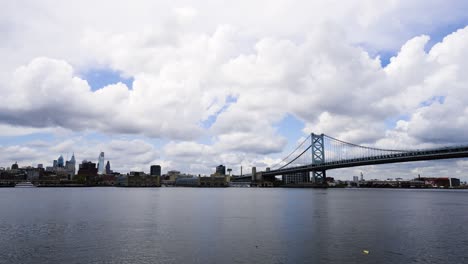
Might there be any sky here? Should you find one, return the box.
[1,0,468,180]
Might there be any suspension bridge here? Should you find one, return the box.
[253,133,468,184]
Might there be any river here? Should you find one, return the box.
[0,187,467,263]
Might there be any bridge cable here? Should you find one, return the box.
[323,134,411,153]
[278,145,312,170]
[270,135,311,169]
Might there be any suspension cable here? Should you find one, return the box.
[271,134,311,169]
[323,134,411,153]
[279,145,312,169]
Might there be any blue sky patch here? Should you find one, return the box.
[376,23,468,68]
[0,132,55,146]
[425,22,468,52]
[384,114,411,129]
[201,95,238,129]
[82,68,134,91]
[420,96,446,107]
[276,114,307,144]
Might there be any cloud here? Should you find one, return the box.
[0,1,468,179]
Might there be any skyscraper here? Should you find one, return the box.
[150,165,161,176]
[98,152,105,175]
[105,161,111,174]
[57,155,64,167]
[66,153,76,179]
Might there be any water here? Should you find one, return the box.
[0,188,467,264]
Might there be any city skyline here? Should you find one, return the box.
[1,1,468,180]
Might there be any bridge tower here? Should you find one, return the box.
[311,133,326,184]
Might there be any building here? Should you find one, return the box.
[165,170,181,181]
[105,161,111,174]
[76,161,98,184]
[120,171,160,187]
[150,165,161,176]
[100,174,116,186]
[175,177,200,187]
[11,162,19,170]
[65,153,76,179]
[97,152,105,175]
[215,165,226,175]
[57,155,64,167]
[418,177,461,188]
[199,175,230,187]
[283,172,310,184]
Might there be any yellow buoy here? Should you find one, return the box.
[363,250,370,255]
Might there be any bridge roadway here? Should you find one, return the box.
[262,146,468,177]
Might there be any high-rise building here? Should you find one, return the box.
[57,155,64,167]
[150,165,161,176]
[70,153,76,166]
[98,152,105,175]
[65,153,76,179]
[105,161,111,174]
[216,165,226,175]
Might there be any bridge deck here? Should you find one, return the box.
[263,147,468,176]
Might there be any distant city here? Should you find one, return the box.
[0,152,466,188]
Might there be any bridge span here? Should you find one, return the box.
[259,133,468,184]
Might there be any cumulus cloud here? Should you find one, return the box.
[1,1,468,178]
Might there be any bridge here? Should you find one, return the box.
[255,133,468,184]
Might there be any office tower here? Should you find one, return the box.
[57,155,64,167]
[216,165,226,175]
[150,165,161,176]
[106,161,111,174]
[98,152,105,175]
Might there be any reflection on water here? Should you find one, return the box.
[0,188,467,264]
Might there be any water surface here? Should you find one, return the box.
[0,188,467,263]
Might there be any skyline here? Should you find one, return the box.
[1,1,468,179]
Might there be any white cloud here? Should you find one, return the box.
[0,1,468,178]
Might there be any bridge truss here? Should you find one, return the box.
[266,133,468,184]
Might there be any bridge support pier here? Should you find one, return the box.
[312,170,326,184]
[311,133,326,184]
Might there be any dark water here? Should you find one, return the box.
[0,188,468,264]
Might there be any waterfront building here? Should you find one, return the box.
[100,174,116,186]
[418,177,461,188]
[283,172,310,184]
[175,177,200,187]
[118,171,160,187]
[97,152,105,175]
[150,165,161,176]
[76,161,98,184]
[199,174,230,187]
[11,162,19,170]
[166,170,181,181]
[216,165,226,175]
